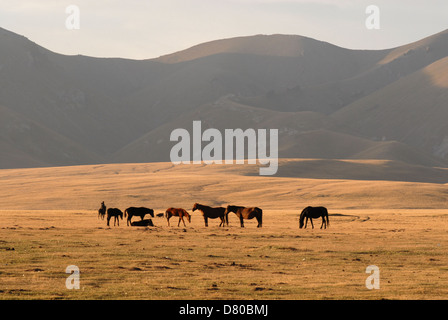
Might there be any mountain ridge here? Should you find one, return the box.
[1,27,448,171]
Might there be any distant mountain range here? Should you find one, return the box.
[1,27,448,169]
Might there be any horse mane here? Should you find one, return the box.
[228,205,244,211]
[196,203,212,211]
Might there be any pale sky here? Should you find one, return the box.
[1,0,448,59]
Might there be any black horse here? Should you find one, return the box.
[98,201,106,220]
[107,208,123,227]
[192,203,228,227]
[124,207,154,226]
[299,206,329,229]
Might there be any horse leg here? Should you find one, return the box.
[321,217,326,229]
[304,217,308,229]
[167,216,171,226]
[179,216,186,227]
[310,218,314,229]
[257,215,262,228]
[219,217,224,227]
[107,215,110,227]
[239,216,244,228]
[204,216,208,227]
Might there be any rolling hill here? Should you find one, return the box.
[1,27,448,174]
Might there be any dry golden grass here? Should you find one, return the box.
[1,160,447,300]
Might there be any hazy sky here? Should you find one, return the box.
[1,0,448,59]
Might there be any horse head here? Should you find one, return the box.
[185,210,192,223]
[299,207,310,228]
[224,205,237,215]
[148,208,155,217]
[192,203,199,212]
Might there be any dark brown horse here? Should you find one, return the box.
[107,208,123,227]
[98,201,106,220]
[299,206,329,229]
[165,208,191,227]
[124,207,154,226]
[192,203,228,227]
[224,205,263,228]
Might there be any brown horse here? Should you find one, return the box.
[107,208,123,227]
[98,201,106,220]
[124,207,154,226]
[192,203,228,227]
[299,206,329,229]
[165,208,191,227]
[224,205,263,228]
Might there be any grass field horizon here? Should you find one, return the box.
[1,159,447,299]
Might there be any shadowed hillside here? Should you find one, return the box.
[1,27,448,170]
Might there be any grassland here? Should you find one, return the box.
[0,160,447,299]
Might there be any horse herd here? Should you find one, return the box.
[97,201,330,229]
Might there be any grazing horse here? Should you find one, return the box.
[192,203,228,227]
[299,206,329,229]
[107,208,123,227]
[124,207,154,226]
[98,201,106,220]
[224,205,263,228]
[165,208,191,227]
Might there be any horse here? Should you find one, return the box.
[192,203,228,227]
[98,201,106,220]
[124,207,154,226]
[299,206,329,229]
[165,208,191,227]
[106,208,123,227]
[130,219,154,227]
[224,205,262,228]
